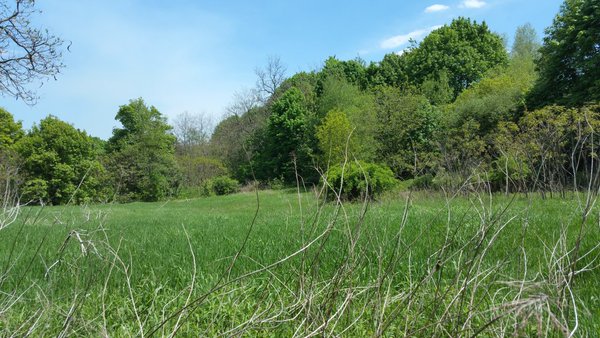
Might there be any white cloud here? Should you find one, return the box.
[460,0,486,8]
[380,25,442,50]
[425,4,450,13]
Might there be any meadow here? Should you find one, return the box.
[0,188,599,336]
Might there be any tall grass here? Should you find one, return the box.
[0,175,598,335]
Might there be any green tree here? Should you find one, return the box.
[0,107,23,150]
[511,23,541,60]
[374,87,440,178]
[367,53,410,89]
[450,57,537,137]
[317,76,378,161]
[17,116,107,204]
[405,17,508,98]
[529,0,600,107]
[107,98,179,201]
[256,88,314,183]
[316,110,354,165]
[0,108,23,206]
[317,57,368,92]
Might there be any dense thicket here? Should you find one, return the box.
[1,0,598,203]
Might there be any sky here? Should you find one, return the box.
[2,0,564,139]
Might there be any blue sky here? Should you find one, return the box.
[3,0,563,139]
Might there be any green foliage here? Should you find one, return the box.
[16,116,107,205]
[317,77,377,162]
[511,23,540,60]
[0,108,23,151]
[491,122,532,192]
[318,57,368,91]
[374,87,440,178]
[201,176,240,196]
[419,70,454,105]
[405,17,508,98]
[256,87,315,183]
[21,178,48,202]
[409,174,434,190]
[324,161,397,200]
[176,155,227,188]
[530,0,600,107]
[316,110,354,165]
[366,53,410,89]
[450,57,537,136]
[107,98,179,202]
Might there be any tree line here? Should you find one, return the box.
[1,0,598,204]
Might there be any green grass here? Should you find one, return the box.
[1,190,599,336]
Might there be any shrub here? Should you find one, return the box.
[201,176,240,196]
[409,174,434,190]
[324,161,397,201]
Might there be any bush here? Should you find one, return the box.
[201,176,240,196]
[324,161,397,201]
[409,174,434,190]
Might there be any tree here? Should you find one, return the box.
[256,87,314,183]
[0,108,22,208]
[172,111,212,155]
[511,23,541,60]
[0,107,23,150]
[405,17,508,98]
[255,55,287,99]
[17,116,107,204]
[529,0,600,107]
[317,57,368,92]
[366,53,409,89]
[107,98,179,201]
[373,87,439,178]
[317,76,377,162]
[450,57,537,137]
[0,0,64,104]
[316,110,354,165]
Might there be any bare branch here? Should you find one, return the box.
[0,0,64,104]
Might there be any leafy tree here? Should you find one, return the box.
[0,0,64,104]
[316,110,354,165]
[366,53,410,89]
[0,107,23,150]
[317,76,378,161]
[374,87,440,178]
[107,98,179,201]
[0,108,23,206]
[511,23,541,60]
[450,56,537,137]
[17,116,107,204]
[317,57,368,92]
[405,17,508,98]
[256,87,314,183]
[529,0,600,107]
[419,70,454,105]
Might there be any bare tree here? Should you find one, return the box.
[0,0,64,104]
[254,55,287,98]
[172,111,213,155]
[225,87,261,117]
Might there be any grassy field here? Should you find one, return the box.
[0,189,599,336]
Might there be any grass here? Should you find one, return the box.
[0,188,599,336]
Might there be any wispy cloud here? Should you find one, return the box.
[380,25,442,50]
[425,4,450,13]
[460,0,486,9]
